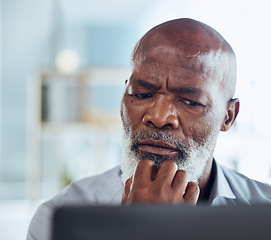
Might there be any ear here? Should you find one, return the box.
[220,98,240,132]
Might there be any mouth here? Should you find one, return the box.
[137,138,179,156]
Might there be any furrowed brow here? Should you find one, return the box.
[174,87,204,96]
[134,79,158,89]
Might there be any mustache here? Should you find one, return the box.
[130,130,189,158]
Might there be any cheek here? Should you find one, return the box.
[186,112,221,144]
[121,96,144,130]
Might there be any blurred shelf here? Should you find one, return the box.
[27,67,128,200]
[41,119,122,129]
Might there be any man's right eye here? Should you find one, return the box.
[130,93,153,98]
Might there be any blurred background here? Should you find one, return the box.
[1,0,271,239]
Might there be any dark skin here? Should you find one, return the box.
[121,18,240,205]
[122,160,201,205]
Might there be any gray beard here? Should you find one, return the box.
[120,128,217,184]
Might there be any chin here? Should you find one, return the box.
[120,125,217,184]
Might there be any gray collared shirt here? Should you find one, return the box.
[27,161,271,240]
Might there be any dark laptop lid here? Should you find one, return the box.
[52,205,271,240]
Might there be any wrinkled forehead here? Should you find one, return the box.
[131,45,236,100]
[133,46,235,80]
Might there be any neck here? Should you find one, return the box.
[198,158,216,202]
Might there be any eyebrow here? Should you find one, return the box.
[133,79,159,89]
[132,79,205,97]
[173,86,204,96]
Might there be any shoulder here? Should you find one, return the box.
[49,165,123,208]
[27,201,55,240]
[27,166,123,240]
[220,164,271,204]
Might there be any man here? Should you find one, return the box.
[27,18,271,239]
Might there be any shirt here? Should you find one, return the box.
[26,161,271,240]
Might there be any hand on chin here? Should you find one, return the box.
[121,159,200,205]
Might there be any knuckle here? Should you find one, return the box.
[161,160,177,168]
[138,159,155,168]
[177,169,187,177]
[175,170,188,182]
[188,182,199,192]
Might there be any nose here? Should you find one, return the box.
[142,96,180,129]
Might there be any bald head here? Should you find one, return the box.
[132,18,237,100]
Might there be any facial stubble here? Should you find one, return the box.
[120,124,218,184]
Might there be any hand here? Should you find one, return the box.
[121,159,200,205]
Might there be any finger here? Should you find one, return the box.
[155,160,178,186]
[121,176,133,205]
[133,159,157,188]
[183,182,200,205]
[171,170,188,195]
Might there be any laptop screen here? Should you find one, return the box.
[52,205,271,240]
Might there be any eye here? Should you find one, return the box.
[131,93,153,99]
[180,99,203,107]
[183,99,200,106]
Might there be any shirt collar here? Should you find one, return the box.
[209,160,236,205]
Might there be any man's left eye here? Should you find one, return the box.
[133,93,153,98]
[181,99,202,107]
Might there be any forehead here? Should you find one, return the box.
[131,63,201,87]
[132,59,216,89]
[131,45,232,89]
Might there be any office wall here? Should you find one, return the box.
[1,0,54,198]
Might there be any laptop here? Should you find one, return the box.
[52,204,271,240]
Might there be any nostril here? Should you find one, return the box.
[147,121,155,127]
[146,121,172,129]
